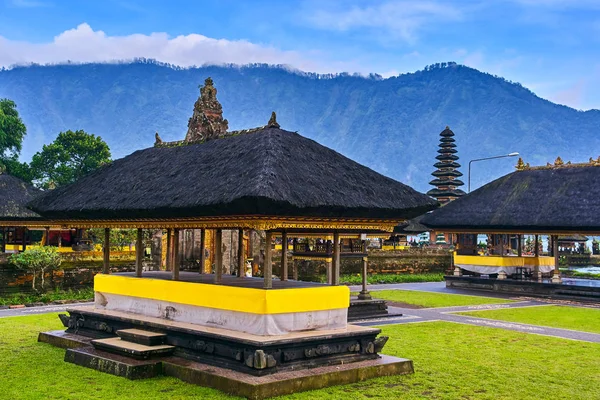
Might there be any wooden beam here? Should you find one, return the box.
[237,229,245,278]
[332,231,340,286]
[199,228,206,274]
[172,228,180,281]
[281,231,288,281]
[135,228,143,277]
[103,228,110,274]
[264,231,273,289]
[215,228,223,284]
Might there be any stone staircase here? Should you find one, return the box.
[91,328,174,360]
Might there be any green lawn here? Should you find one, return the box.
[2,313,599,399]
[457,305,600,334]
[369,289,514,308]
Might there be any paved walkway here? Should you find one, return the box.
[352,287,600,343]
[0,302,92,318]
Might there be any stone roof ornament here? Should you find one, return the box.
[154,132,163,145]
[268,111,280,128]
[554,156,564,167]
[515,157,530,171]
[185,77,229,142]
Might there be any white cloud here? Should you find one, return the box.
[0,23,331,72]
[305,1,462,44]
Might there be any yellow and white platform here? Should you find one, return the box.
[94,272,350,336]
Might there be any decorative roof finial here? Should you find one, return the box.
[154,132,163,145]
[554,156,564,167]
[268,111,280,128]
[515,157,529,171]
[590,157,600,166]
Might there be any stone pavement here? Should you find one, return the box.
[0,302,92,318]
[355,296,600,343]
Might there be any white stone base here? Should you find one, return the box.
[95,292,348,336]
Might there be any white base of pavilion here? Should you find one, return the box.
[95,292,347,336]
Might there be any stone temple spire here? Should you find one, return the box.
[185,77,229,142]
[426,126,466,204]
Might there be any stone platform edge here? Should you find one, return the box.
[38,330,413,399]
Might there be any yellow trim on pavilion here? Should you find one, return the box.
[454,255,554,267]
[291,256,333,262]
[94,274,349,315]
[45,215,401,232]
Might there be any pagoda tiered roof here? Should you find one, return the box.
[426,126,465,203]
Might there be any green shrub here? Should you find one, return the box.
[10,246,62,293]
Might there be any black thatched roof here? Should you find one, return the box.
[394,214,431,234]
[421,163,600,233]
[0,174,43,221]
[29,127,437,221]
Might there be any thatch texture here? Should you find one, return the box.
[0,174,43,221]
[421,164,600,233]
[394,214,431,234]
[29,127,437,221]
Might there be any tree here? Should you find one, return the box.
[30,130,111,188]
[0,99,28,180]
[11,247,62,293]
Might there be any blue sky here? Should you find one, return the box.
[1,0,599,110]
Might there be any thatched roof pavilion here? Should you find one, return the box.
[0,173,43,222]
[421,158,600,234]
[422,157,600,283]
[30,78,437,351]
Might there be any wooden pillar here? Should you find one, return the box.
[264,231,273,289]
[533,235,541,281]
[103,228,110,274]
[237,229,245,278]
[551,234,562,283]
[517,234,522,257]
[165,228,172,271]
[215,229,223,284]
[358,249,372,300]
[332,231,340,286]
[281,231,288,281]
[44,227,50,246]
[200,229,206,274]
[326,260,332,284]
[0,227,5,253]
[22,227,27,252]
[172,228,180,281]
[135,228,143,277]
[57,230,62,248]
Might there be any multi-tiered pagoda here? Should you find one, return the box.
[426,126,466,204]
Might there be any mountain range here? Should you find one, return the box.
[0,60,598,193]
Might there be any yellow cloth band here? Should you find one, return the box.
[94,274,349,315]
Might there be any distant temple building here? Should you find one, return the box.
[426,126,466,204]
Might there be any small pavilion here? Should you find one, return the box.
[422,157,600,298]
[33,78,437,397]
[0,172,72,253]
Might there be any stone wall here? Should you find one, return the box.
[0,262,135,295]
[272,248,452,281]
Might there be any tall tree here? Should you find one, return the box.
[0,99,28,180]
[30,130,111,189]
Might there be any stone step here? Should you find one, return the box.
[65,346,162,379]
[116,328,167,346]
[91,337,175,360]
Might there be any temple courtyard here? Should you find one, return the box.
[2,283,599,400]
